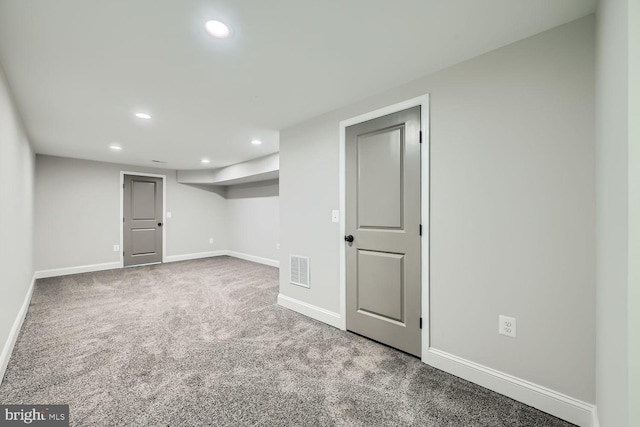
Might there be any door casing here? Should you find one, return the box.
[339,94,430,360]
[120,171,167,267]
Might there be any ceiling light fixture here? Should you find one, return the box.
[201,158,211,164]
[109,144,122,151]
[205,20,230,38]
[135,112,151,119]
[251,140,262,145]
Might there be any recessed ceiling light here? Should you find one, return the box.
[201,158,210,164]
[109,144,122,151]
[251,140,262,145]
[205,20,230,38]
[135,112,151,119]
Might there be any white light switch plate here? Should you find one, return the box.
[331,210,339,223]
[499,315,517,338]
[113,245,120,252]
[167,212,172,218]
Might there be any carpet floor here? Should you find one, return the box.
[0,256,574,426]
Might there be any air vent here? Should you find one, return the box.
[151,160,167,164]
[290,255,310,288]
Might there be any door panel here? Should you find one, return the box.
[131,229,156,255]
[346,106,421,357]
[132,181,157,219]
[357,128,403,229]
[124,175,163,266]
[357,250,404,323]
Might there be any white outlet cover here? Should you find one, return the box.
[166,212,172,218]
[209,238,214,244]
[499,315,517,338]
[113,245,120,252]
[331,210,339,223]
[276,243,280,249]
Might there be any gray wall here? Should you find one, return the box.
[0,66,35,359]
[35,155,228,271]
[279,16,595,403]
[629,1,640,423]
[595,0,632,425]
[226,180,279,262]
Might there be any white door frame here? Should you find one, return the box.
[338,94,430,359]
[120,171,167,267]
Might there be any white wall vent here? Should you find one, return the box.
[290,255,310,288]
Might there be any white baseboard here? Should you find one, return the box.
[165,250,227,263]
[34,262,121,279]
[0,273,36,385]
[424,348,596,427]
[277,294,341,329]
[227,250,280,268]
[591,407,600,427]
[33,250,275,278]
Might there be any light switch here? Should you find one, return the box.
[167,212,172,218]
[331,210,339,223]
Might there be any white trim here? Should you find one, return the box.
[34,262,120,279]
[120,171,167,268]
[277,294,342,329]
[165,251,227,263]
[227,250,280,268]
[34,250,277,277]
[0,273,36,385]
[338,113,347,330]
[591,407,600,427]
[424,348,596,427]
[338,94,430,344]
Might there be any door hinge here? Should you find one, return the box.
[419,224,422,236]
[420,317,423,329]
[419,130,422,143]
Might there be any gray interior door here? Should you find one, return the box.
[345,106,421,357]
[123,175,163,267]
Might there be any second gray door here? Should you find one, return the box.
[123,175,163,267]
[345,106,422,357]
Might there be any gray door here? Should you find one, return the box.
[123,175,163,267]
[345,106,421,357]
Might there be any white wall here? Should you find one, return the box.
[595,0,629,425]
[35,155,228,271]
[0,66,35,373]
[279,16,595,405]
[226,180,279,263]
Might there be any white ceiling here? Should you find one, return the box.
[0,0,596,170]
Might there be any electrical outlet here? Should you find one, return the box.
[276,242,280,249]
[113,245,120,252]
[499,315,517,338]
[209,238,213,244]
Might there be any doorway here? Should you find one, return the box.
[121,173,166,267]
[339,95,430,359]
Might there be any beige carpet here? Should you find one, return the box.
[0,256,574,426]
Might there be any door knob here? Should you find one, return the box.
[158,222,163,227]
[344,235,354,243]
